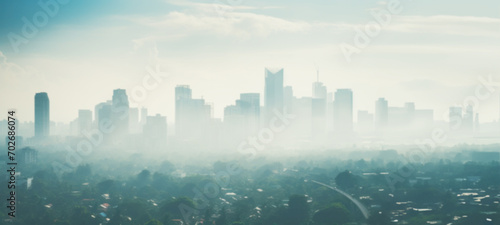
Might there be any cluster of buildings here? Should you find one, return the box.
[2,68,492,150]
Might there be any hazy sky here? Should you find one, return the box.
[1,0,500,123]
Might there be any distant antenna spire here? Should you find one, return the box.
[314,63,319,82]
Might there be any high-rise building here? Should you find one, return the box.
[175,85,192,101]
[463,105,474,132]
[143,114,167,147]
[357,110,373,132]
[375,98,388,130]
[175,85,212,140]
[175,85,192,137]
[264,68,284,122]
[284,86,294,113]
[34,92,50,138]
[224,93,260,137]
[129,107,139,134]
[333,89,353,133]
[112,89,130,135]
[312,82,327,99]
[140,107,148,130]
[95,101,112,130]
[312,98,327,135]
[240,93,260,132]
[240,93,260,119]
[449,106,462,130]
[312,81,327,136]
[291,97,312,138]
[78,109,92,135]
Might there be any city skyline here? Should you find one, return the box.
[7,68,500,127]
[1,0,500,123]
[12,67,496,136]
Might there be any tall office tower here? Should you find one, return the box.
[95,101,112,129]
[78,109,92,135]
[224,94,261,141]
[312,81,327,136]
[463,105,474,132]
[312,82,327,99]
[312,98,327,136]
[291,97,312,138]
[224,103,245,141]
[70,119,79,136]
[175,85,212,139]
[264,68,284,122]
[140,107,148,130]
[387,102,418,131]
[176,85,192,101]
[143,114,167,147]
[129,107,139,134]
[175,85,193,137]
[112,89,130,135]
[333,89,353,133]
[357,110,374,132]
[34,92,50,138]
[239,93,260,132]
[449,106,463,130]
[375,98,389,130]
[283,86,294,113]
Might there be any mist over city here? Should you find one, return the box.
[1,0,499,225]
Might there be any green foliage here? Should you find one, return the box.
[285,195,309,225]
[312,202,351,225]
[160,197,196,222]
[145,219,163,225]
[335,170,357,189]
[9,150,500,225]
[367,211,390,225]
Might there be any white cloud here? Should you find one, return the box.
[386,15,500,37]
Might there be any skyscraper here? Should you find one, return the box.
[175,85,193,137]
[143,114,167,147]
[357,110,373,132]
[78,109,92,135]
[284,86,294,113]
[463,105,474,133]
[449,106,462,131]
[140,107,148,130]
[375,98,388,130]
[95,101,112,129]
[240,93,260,132]
[312,82,327,136]
[264,68,284,122]
[129,107,139,134]
[312,82,327,99]
[333,89,353,133]
[224,93,260,137]
[112,89,130,135]
[34,92,50,138]
[175,85,212,140]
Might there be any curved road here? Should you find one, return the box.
[309,180,370,220]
